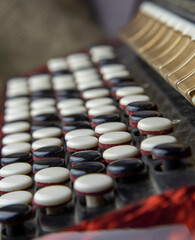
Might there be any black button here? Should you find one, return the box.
[62,121,91,134]
[52,70,71,75]
[152,143,192,160]
[70,162,105,180]
[129,111,162,126]
[98,58,119,67]
[31,90,54,97]
[126,101,157,115]
[55,90,78,98]
[31,122,61,132]
[32,113,59,123]
[1,152,32,165]
[31,94,55,100]
[108,77,134,86]
[0,204,32,224]
[61,114,88,125]
[91,113,120,127]
[33,146,64,160]
[107,158,145,178]
[69,150,103,165]
[33,158,65,173]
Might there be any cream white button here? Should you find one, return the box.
[4,111,30,122]
[67,53,89,61]
[77,80,103,91]
[73,68,97,78]
[103,145,139,161]
[31,107,57,117]
[67,136,98,150]
[69,61,92,71]
[75,74,100,84]
[99,131,132,145]
[90,45,114,55]
[0,175,33,192]
[32,127,62,139]
[32,138,62,151]
[120,95,150,108]
[57,98,84,110]
[0,191,33,207]
[116,86,145,98]
[7,77,27,85]
[6,88,29,98]
[34,185,72,207]
[104,70,130,80]
[92,52,116,63]
[35,167,69,184]
[82,88,110,99]
[60,106,87,116]
[52,74,74,85]
[47,57,68,72]
[0,163,32,177]
[100,64,126,75]
[53,81,76,91]
[65,129,95,141]
[2,133,31,145]
[31,98,56,109]
[5,97,30,108]
[141,135,177,153]
[88,105,117,117]
[95,122,127,135]
[1,142,31,156]
[85,97,114,109]
[28,74,50,83]
[2,122,30,135]
[5,105,30,115]
[74,173,113,194]
[30,84,52,92]
[138,117,173,132]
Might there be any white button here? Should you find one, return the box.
[47,57,68,72]
[82,88,110,99]
[90,45,114,55]
[85,97,114,109]
[31,107,57,117]
[0,175,33,192]
[75,74,100,84]
[57,98,84,110]
[35,167,69,184]
[2,122,30,135]
[0,163,32,177]
[120,95,150,109]
[34,185,72,207]
[0,191,33,207]
[65,129,95,141]
[95,122,127,135]
[53,81,76,91]
[32,138,62,151]
[31,98,56,109]
[67,136,98,150]
[6,88,29,98]
[100,64,126,75]
[5,105,30,115]
[92,52,116,63]
[73,68,97,78]
[88,105,117,117]
[5,97,30,108]
[7,77,27,85]
[116,86,145,98]
[77,80,103,91]
[69,61,92,71]
[104,70,130,80]
[74,173,113,194]
[1,142,31,156]
[28,74,50,83]
[52,74,73,84]
[103,145,139,161]
[67,53,89,62]
[2,133,31,145]
[29,84,52,92]
[32,127,62,139]
[138,117,173,133]
[141,135,177,154]
[4,111,30,122]
[60,106,87,116]
[99,131,132,145]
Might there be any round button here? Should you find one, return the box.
[32,127,62,139]
[100,64,125,75]
[1,143,31,156]
[82,88,110,100]
[116,86,144,99]
[5,97,29,108]
[65,129,95,141]
[57,98,84,110]
[85,98,114,109]
[103,145,139,163]
[0,191,33,208]
[33,158,65,173]
[88,105,117,119]
[69,150,103,165]
[104,70,130,81]
[60,106,87,117]
[2,121,30,135]
[77,80,103,91]
[61,114,88,124]
[0,163,32,178]
[62,122,91,134]
[31,98,56,109]
[47,57,68,72]
[35,167,69,186]
[2,133,31,145]
[126,101,157,116]
[91,113,120,128]
[137,117,173,135]
[33,185,72,207]
[1,153,32,166]
[33,145,64,161]
[140,135,177,155]
[31,107,57,117]
[119,95,150,110]
[67,136,98,152]
[32,138,62,151]
[0,175,33,193]
[95,122,127,137]
[4,111,30,122]
[99,131,132,149]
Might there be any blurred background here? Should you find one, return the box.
[0,0,139,81]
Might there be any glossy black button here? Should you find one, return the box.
[33,146,64,161]
[108,77,134,87]
[70,162,105,181]
[91,113,120,128]
[0,204,32,224]
[31,94,55,101]
[33,158,65,173]
[31,90,54,97]
[126,101,157,116]
[32,113,59,123]
[62,121,91,134]
[61,114,88,125]
[1,152,32,166]
[69,150,103,165]
[31,122,61,132]
[55,90,78,98]
[129,111,163,127]
[98,58,119,67]
[107,158,145,178]
[52,70,71,75]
